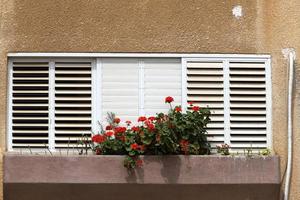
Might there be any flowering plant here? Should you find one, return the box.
[91,96,211,169]
[216,143,230,155]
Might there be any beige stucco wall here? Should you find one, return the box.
[0,0,299,199]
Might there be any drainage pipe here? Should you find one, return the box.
[284,51,295,200]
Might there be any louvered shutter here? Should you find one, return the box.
[54,61,92,148]
[186,62,225,147]
[101,58,139,123]
[8,55,270,152]
[11,61,49,148]
[144,59,182,116]
[229,62,268,149]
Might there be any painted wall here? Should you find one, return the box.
[0,0,299,199]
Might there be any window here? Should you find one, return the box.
[7,53,271,152]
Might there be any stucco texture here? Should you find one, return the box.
[0,0,299,199]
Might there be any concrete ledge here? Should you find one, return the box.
[4,154,281,200]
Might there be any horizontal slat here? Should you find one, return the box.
[55,104,91,107]
[188,83,223,88]
[187,62,223,69]
[231,123,266,128]
[12,84,49,87]
[13,136,48,140]
[188,89,223,95]
[12,144,48,147]
[188,76,223,81]
[55,63,91,68]
[55,97,91,101]
[13,90,48,93]
[230,70,265,75]
[56,71,91,74]
[13,71,48,74]
[55,130,91,134]
[230,63,265,68]
[231,130,266,135]
[13,124,48,127]
[55,110,91,114]
[13,97,49,100]
[55,137,90,141]
[55,77,91,81]
[13,77,48,80]
[12,104,48,106]
[187,69,223,75]
[13,130,49,133]
[230,83,266,88]
[230,103,266,108]
[13,111,48,115]
[230,90,265,95]
[55,90,91,94]
[230,116,266,121]
[13,117,48,120]
[230,136,266,142]
[230,77,265,81]
[55,83,91,87]
[55,124,91,128]
[55,117,91,120]
[230,110,266,115]
[230,96,265,101]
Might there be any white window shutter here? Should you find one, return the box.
[54,61,92,148]
[186,62,225,147]
[144,58,182,116]
[11,61,49,148]
[229,62,268,149]
[8,55,271,152]
[101,58,139,123]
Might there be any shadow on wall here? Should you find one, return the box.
[126,156,181,183]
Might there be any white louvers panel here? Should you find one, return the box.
[11,61,49,148]
[54,62,92,148]
[186,62,225,147]
[144,58,182,116]
[102,58,139,123]
[229,62,267,150]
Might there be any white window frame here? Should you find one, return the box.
[7,53,272,152]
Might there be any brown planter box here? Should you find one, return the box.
[4,154,280,200]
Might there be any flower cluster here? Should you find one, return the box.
[216,143,230,155]
[91,96,211,169]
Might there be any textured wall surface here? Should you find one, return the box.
[0,0,299,199]
[4,155,281,200]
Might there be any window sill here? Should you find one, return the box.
[4,154,280,200]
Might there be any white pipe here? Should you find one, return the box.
[284,51,295,200]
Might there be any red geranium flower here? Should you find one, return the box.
[138,116,147,122]
[125,120,132,125]
[106,131,114,137]
[192,106,200,112]
[131,143,139,150]
[105,125,112,130]
[175,106,182,112]
[131,126,140,132]
[92,134,106,143]
[117,135,126,142]
[165,96,174,103]
[114,126,126,134]
[114,118,121,124]
[148,116,156,121]
[147,123,155,131]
